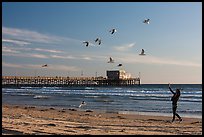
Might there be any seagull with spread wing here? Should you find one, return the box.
[107,57,114,63]
[143,18,150,24]
[79,101,86,108]
[139,49,146,55]
[95,38,101,45]
[109,28,117,34]
[83,41,89,47]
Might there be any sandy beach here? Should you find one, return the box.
[2,104,202,135]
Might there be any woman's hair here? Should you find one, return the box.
[176,89,180,96]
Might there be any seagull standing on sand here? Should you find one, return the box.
[95,38,101,45]
[143,19,150,24]
[79,101,86,108]
[107,57,114,63]
[139,49,146,55]
[83,41,89,47]
[109,28,117,34]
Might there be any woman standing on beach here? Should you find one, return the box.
[168,83,182,122]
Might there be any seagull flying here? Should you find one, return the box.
[109,28,117,34]
[139,49,146,55]
[117,64,122,67]
[42,64,48,67]
[143,19,150,24]
[83,41,89,47]
[107,57,114,63]
[79,101,86,108]
[95,38,101,45]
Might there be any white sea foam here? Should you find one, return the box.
[33,95,50,99]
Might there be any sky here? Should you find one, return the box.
[2,2,202,84]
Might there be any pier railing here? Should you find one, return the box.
[2,76,140,87]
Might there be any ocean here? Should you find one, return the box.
[2,84,202,119]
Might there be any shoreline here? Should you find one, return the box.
[2,104,202,135]
[3,102,202,119]
[118,111,202,119]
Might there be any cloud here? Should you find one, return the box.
[2,47,101,61]
[46,64,80,71]
[118,54,201,67]
[82,56,92,60]
[51,55,76,59]
[2,62,80,72]
[113,43,135,51]
[2,38,31,46]
[2,45,64,55]
[2,46,20,53]
[2,62,23,68]
[2,26,83,46]
[2,52,49,59]
[34,48,64,53]
[2,26,61,44]
[51,54,92,60]
[31,54,49,59]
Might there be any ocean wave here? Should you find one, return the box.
[84,95,101,98]
[4,93,34,96]
[33,95,50,99]
[178,110,202,114]
[93,99,114,103]
[180,98,202,102]
[85,87,96,90]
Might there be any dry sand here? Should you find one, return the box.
[2,104,202,135]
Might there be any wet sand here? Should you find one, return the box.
[2,104,202,135]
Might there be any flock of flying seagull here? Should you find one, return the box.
[42,19,150,68]
[82,28,116,47]
[83,18,150,66]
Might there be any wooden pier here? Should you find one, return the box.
[2,76,140,87]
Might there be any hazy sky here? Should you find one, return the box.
[2,2,202,84]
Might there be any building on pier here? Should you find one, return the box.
[107,70,131,80]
